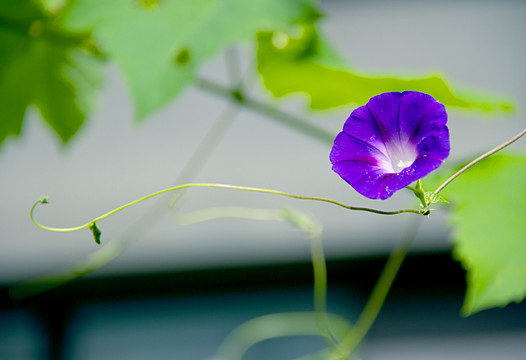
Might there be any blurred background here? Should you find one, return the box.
[1,0,526,359]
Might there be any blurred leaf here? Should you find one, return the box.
[443,153,526,315]
[0,0,102,148]
[257,22,514,112]
[59,0,316,120]
[37,0,67,14]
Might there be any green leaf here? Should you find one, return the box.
[425,191,448,205]
[443,154,526,315]
[257,22,514,112]
[0,0,102,148]
[59,0,315,120]
[89,222,102,245]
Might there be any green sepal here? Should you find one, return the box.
[407,180,429,208]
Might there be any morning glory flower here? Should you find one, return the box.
[330,91,450,200]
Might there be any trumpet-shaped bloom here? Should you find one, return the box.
[330,91,450,200]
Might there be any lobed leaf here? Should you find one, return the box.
[443,153,526,315]
[257,22,514,112]
[58,0,316,120]
[0,0,102,148]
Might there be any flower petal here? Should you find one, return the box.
[379,156,445,199]
[332,161,392,199]
[365,92,403,145]
[330,132,392,172]
[342,106,389,157]
[330,91,450,200]
[417,127,450,160]
[399,92,446,142]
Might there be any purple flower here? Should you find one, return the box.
[330,91,450,200]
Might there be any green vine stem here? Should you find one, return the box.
[279,208,341,349]
[328,218,423,360]
[434,126,526,195]
[209,207,353,360]
[214,312,353,360]
[31,183,425,241]
[195,78,334,145]
[309,220,338,347]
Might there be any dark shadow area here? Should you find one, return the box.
[1,251,524,359]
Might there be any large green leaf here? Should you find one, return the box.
[0,0,102,147]
[59,0,315,120]
[257,23,514,112]
[443,154,526,315]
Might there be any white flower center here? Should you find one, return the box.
[397,159,413,170]
[384,140,417,173]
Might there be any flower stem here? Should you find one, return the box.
[308,219,341,348]
[31,183,424,237]
[434,126,526,195]
[278,208,341,349]
[329,218,422,359]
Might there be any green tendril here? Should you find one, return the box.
[434,125,526,195]
[328,218,423,359]
[30,183,425,242]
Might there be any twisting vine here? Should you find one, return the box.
[30,183,426,244]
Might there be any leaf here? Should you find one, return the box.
[425,191,448,205]
[0,0,102,148]
[58,0,316,120]
[89,222,102,245]
[257,22,514,112]
[443,153,526,315]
